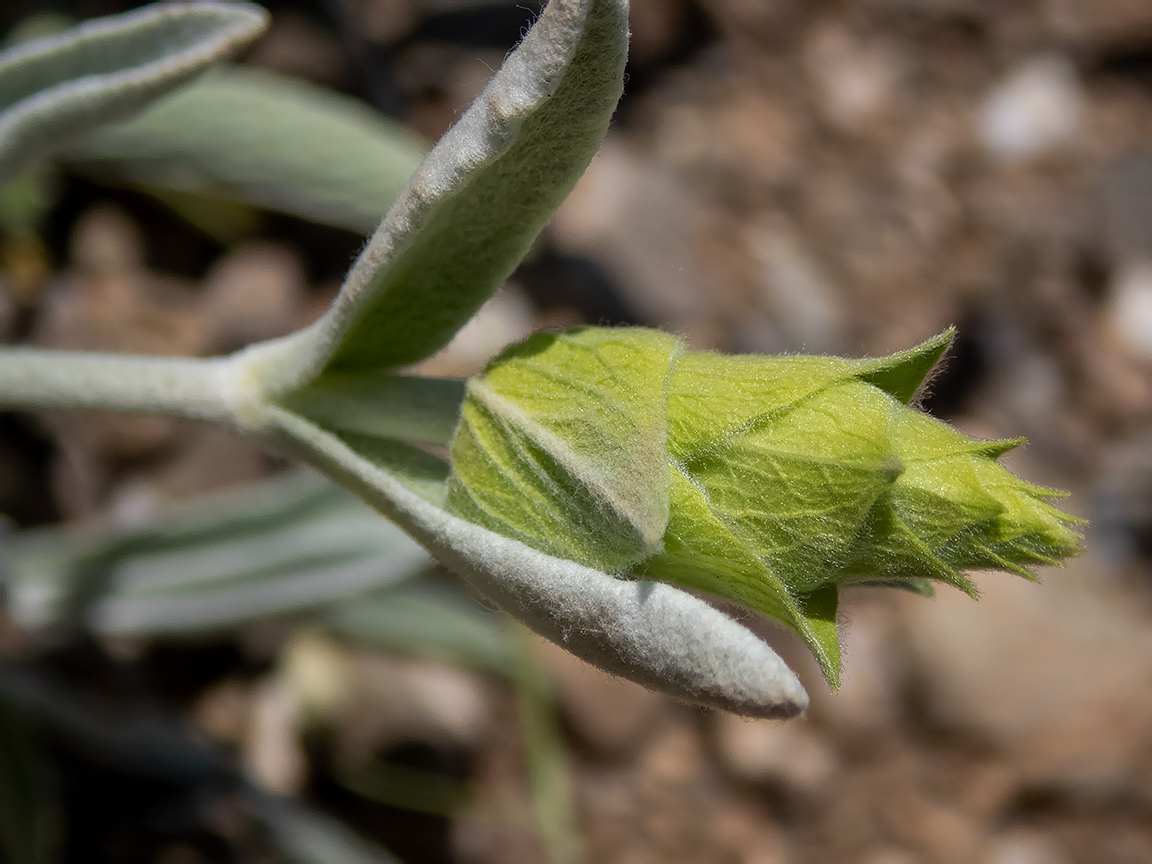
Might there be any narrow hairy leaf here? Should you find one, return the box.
[248,0,630,398]
[62,67,426,234]
[0,2,268,184]
[324,579,516,676]
[3,472,433,635]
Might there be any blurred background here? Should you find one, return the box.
[1,0,1152,862]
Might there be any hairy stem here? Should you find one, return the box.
[0,348,234,421]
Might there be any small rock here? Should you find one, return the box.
[629,0,690,64]
[712,713,838,796]
[1044,0,1152,52]
[912,801,984,864]
[245,673,308,795]
[552,141,713,342]
[191,677,251,747]
[245,10,352,87]
[1105,257,1152,360]
[978,55,1084,160]
[1097,153,1152,261]
[985,828,1071,864]
[199,242,307,352]
[104,474,164,528]
[277,632,490,762]
[352,0,419,45]
[69,202,144,276]
[279,630,354,725]
[804,21,903,132]
[900,561,1152,800]
[746,219,845,354]
[1092,432,1152,582]
[334,651,491,759]
[864,851,918,864]
[146,425,271,499]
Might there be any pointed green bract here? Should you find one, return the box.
[665,351,862,461]
[853,327,955,403]
[446,328,678,574]
[444,327,1083,688]
[682,381,904,594]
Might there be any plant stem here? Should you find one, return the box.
[0,348,233,421]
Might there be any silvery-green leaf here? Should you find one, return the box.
[324,579,516,676]
[246,0,630,397]
[3,471,432,635]
[61,67,426,235]
[0,2,268,184]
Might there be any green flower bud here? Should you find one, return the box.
[444,326,1082,687]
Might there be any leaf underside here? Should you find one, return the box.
[62,67,426,235]
[255,0,630,402]
[0,2,268,184]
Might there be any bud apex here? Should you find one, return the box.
[445,327,1083,688]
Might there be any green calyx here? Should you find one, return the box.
[444,326,1083,688]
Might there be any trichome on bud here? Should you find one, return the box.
[444,326,1082,687]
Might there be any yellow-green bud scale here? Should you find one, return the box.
[444,326,1082,688]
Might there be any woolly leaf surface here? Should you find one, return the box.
[0,2,267,183]
[62,67,426,234]
[249,0,630,397]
